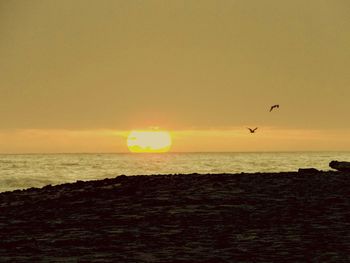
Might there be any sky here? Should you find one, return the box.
[1,0,350,153]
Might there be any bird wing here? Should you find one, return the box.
[270,105,279,111]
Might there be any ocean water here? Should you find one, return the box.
[0,152,350,193]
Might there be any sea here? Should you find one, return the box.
[1,152,350,193]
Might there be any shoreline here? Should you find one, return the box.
[1,171,350,262]
[0,169,342,195]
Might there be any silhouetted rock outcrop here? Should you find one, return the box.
[298,168,320,173]
[329,161,350,172]
[1,171,350,262]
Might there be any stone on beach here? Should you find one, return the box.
[329,160,350,172]
[298,168,320,173]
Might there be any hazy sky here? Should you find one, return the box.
[1,0,349,152]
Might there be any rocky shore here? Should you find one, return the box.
[0,171,350,262]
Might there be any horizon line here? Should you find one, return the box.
[1,150,350,155]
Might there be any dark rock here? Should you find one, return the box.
[298,168,320,173]
[42,184,53,190]
[329,160,350,172]
[1,172,350,262]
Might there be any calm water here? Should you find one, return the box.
[0,152,349,192]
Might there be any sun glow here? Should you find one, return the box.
[127,130,172,153]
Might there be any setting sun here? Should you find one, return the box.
[127,130,172,153]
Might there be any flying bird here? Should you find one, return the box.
[247,127,258,133]
[270,104,279,112]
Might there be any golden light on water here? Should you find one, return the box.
[127,130,172,153]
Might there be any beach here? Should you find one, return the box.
[0,171,349,262]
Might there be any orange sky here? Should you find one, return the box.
[1,0,349,153]
[0,128,349,153]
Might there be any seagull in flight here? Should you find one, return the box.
[270,104,279,112]
[247,127,258,133]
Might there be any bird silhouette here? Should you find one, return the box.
[270,104,279,112]
[247,127,258,133]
